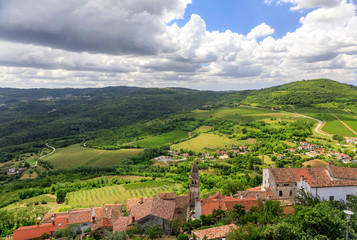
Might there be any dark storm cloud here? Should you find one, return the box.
[0,0,186,55]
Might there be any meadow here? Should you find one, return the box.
[124,130,188,148]
[44,144,142,169]
[67,183,181,207]
[171,133,241,152]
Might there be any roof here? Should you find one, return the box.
[200,193,259,215]
[113,216,130,233]
[192,224,237,240]
[129,197,175,223]
[91,204,123,230]
[13,224,53,240]
[158,192,176,200]
[127,198,146,212]
[67,209,91,224]
[234,190,273,200]
[269,166,357,188]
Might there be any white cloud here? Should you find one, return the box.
[0,0,356,90]
[247,23,275,39]
[278,0,342,10]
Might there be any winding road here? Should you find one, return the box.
[39,143,56,160]
[292,113,333,137]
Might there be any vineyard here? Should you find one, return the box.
[67,183,181,207]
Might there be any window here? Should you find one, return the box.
[290,190,293,196]
[279,191,283,196]
[58,223,62,227]
[283,184,289,187]
[329,196,334,201]
[277,184,279,187]
[346,195,351,200]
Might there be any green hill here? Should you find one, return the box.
[237,79,357,108]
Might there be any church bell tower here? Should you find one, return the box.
[189,160,200,206]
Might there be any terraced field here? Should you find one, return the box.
[44,144,142,169]
[67,183,181,207]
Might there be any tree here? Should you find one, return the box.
[177,234,189,240]
[56,189,67,203]
[145,223,162,240]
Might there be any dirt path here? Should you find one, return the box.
[291,113,333,137]
[39,143,56,159]
[328,110,357,136]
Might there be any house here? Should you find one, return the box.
[192,224,237,240]
[239,145,247,151]
[315,148,325,155]
[13,218,68,240]
[262,164,357,201]
[218,151,227,155]
[300,141,308,146]
[308,144,316,151]
[182,153,190,157]
[219,154,229,160]
[158,192,190,220]
[91,204,123,234]
[277,154,284,160]
[7,168,16,176]
[289,148,297,153]
[115,197,176,235]
[298,146,308,151]
[345,137,357,145]
[194,192,259,219]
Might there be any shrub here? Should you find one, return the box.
[41,200,47,204]
[177,234,189,240]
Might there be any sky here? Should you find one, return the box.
[0,0,356,90]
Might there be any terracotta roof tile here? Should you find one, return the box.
[129,197,175,224]
[67,210,91,224]
[113,216,130,233]
[193,224,237,240]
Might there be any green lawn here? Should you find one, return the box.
[44,144,142,169]
[171,133,240,152]
[67,183,181,207]
[124,130,188,148]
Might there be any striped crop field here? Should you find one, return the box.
[67,183,181,207]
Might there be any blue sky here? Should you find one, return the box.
[174,0,308,39]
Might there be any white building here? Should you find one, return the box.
[262,164,357,201]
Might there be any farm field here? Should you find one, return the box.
[67,183,181,207]
[295,108,356,137]
[170,133,240,152]
[124,130,188,148]
[302,159,329,168]
[44,144,142,169]
[4,194,56,210]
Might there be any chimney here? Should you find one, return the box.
[102,202,105,208]
[328,161,331,166]
[140,197,143,204]
[300,176,304,182]
[115,200,117,205]
[216,191,219,196]
[66,217,69,223]
[37,221,40,228]
[288,164,291,169]
[92,217,95,223]
[256,193,259,200]
[132,216,135,223]
[240,194,243,200]
[335,163,337,166]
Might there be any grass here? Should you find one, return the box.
[124,130,188,148]
[171,133,240,152]
[4,194,56,210]
[20,170,38,180]
[67,183,181,207]
[44,144,142,169]
[295,108,356,137]
[302,159,329,168]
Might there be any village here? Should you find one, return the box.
[13,153,357,240]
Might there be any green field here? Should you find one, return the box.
[171,133,241,152]
[4,194,56,210]
[67,183,181,207]
[124,130,188,148]
[44,144,142,169]
[295,108,357,137]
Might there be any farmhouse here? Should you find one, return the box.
[261,164,357,201]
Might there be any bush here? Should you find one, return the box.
[103,231,128,240]
[145,223,162,239]
[41,200,47,204]
[177,234,189,240]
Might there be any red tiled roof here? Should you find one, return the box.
[127,198,146,212]
[13,224,53,240]
[129,197,175,224]
[158,192,176,200]
[270,166,357,188]
[201,193,259,215]
[113,216,130,233]
[193,224,237,240]
[67,210,91,224]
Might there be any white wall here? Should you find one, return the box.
[311,186,357,201]
[262,169,271,191]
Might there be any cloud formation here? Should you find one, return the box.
[0,0,356,90]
